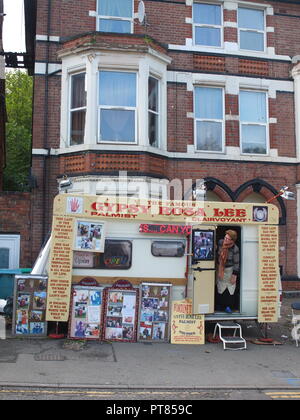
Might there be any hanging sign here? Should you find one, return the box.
[171,299,205,345]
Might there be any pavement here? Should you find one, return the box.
[0,295,300,390]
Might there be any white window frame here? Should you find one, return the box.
[194,85,225,153]
[193,2,223,48]
[68,72,87,146]
[97,0,134,34]
[239,89,269,156]
[0,234,20,269]
[97,69,138,145]
[148,75,161,148]
[238,6,266,53]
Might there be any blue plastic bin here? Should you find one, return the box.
[0,269,31,299]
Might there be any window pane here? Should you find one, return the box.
[238,8,264,30]
[151,241,185,257]
[149,112,159,147]
[70,110,86,145]
[196,121,222,151]
[99,18,131,33]
[71,73,86,109]
[240,91,266,123]
[194,3,221,25]
[195,87,223,119]
[240,31,264,51]
[242,125,266,154]
[0,248,9,269]
[100,109,135,142]
[98,0,132,18]
[195,27,221,47]
[149,77,158,112]
[96,240,132,269]
[99,71,136,107]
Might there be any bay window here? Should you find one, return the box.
[98,71,137,143]
[69,73,86,146]
[195,86,224,152]
[148,76,160,148]
[239,90,268,154]
[97,0,133,33]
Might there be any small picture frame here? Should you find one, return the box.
[192,229,215,263]
[74,220,106,253]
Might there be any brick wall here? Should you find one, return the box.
[0,192,32,267]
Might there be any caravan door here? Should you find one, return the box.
[192,226,216,314]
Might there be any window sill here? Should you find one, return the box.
[168,42,291,62]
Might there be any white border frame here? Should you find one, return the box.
[237,5,266,54]
[192,1,224,49]
[97,69,138,145]
[239,89,269,156]
[68,72,87,147]
[194,85,225,153]
[96,0,134,34]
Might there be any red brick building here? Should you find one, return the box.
[29,0,300,287]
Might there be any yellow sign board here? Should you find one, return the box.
[258,225,279,323]
[46,216,74,322]
[171,299,205,345]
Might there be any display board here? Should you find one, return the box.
[12,275,48,337]
[102,280,139,342]
[138,283,172,342]
[171,299,205,345]
[68,284,104,340]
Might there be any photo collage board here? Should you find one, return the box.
[13,275,48,337]
[102,282,139,342]
[68,285,104,340]
[138,283,172,342]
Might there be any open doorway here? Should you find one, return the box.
[215,226,241,313]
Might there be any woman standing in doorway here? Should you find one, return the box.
[216,230,240,313]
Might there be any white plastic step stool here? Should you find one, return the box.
[213,321,247,350]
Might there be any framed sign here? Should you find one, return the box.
[102,281,139,342]
[138,283,172,342]
[74,220,105,252]
[171,299,205,345]
[192,229,215,263]
[12,275,48,337]
[68,283,104,340]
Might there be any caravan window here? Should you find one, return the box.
[151,241,185,257]
[96,240,132,269]
[73,240,132,269]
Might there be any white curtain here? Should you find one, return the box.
[195,87,223,120]
[99,71,136,107]
[99,0,132,18]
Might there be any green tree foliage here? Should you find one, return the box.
[3,70,33,191]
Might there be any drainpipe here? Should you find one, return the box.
[0,0,6,187]
[291,60,300,279]
[291,58,300,162]
[42,0,51,240]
